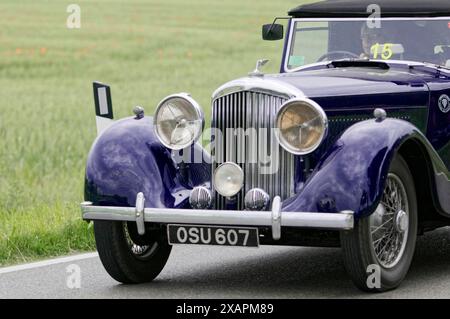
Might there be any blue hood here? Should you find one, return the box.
[271,64,432,110]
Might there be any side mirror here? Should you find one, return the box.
[262,23,284,41]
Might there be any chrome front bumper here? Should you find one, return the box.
[81,193,354,241]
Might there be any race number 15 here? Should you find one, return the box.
[371,43,394,60]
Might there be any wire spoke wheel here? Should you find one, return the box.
[123,222,159,261]
[370,173,409,268]
[340,155,417,292]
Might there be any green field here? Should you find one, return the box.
[0,0,309,266]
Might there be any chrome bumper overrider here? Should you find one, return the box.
[80,193,354,241]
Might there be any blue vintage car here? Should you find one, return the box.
[81,0,450,292]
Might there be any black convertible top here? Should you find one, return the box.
[289,0,450,18]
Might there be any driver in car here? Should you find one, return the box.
[360,22,394,59]
[360,23,386,59]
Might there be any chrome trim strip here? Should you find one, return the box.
[212,77,304,101]
[81,194,354,241]
[285,59,447,74]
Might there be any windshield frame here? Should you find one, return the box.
[283,17,450,73]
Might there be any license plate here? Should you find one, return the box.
[167,224,259,247]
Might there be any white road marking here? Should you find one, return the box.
[0,252,98,274]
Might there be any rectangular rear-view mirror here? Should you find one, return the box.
[262,23,284,41]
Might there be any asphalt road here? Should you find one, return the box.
[1,227,450,299]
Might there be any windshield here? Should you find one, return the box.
[286,18,450,71]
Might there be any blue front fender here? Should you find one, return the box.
[84,116,210,208]
[282,118,449,220]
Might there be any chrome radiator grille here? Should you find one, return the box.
[211,91,295,210]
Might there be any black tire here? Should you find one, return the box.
[340,154,417,292]
[94,221,171,284]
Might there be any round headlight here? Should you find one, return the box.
[276,98,328,155]
[154,93,204,150]
[213,162,244,197]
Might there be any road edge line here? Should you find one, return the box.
[0,252,99,274]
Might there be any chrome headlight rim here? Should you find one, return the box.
[213,162,244,198]
[275,97,328,155]
[153,93,205,150]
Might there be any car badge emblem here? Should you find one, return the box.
[438,94,450,113]
[249,59,269,77]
